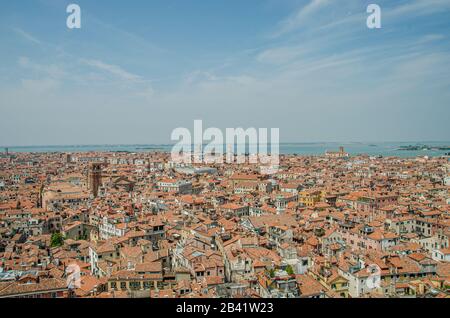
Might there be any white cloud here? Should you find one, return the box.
[185,71,219,85]
[12,27,42,45]
[256,45,309,65]
[385,0,450,19]
[184,71,256,87]
[415,34,445,45]
[18,57,66,79]
[272,0,331,37]
[80,59,142,82]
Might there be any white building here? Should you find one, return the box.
[157,179,192,194]
[432,248,450,262]
[99,216,127,240]
[444,176,450,186]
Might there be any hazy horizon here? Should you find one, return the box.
[2,140,450,149]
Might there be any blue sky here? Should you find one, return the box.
[1,0,450,146]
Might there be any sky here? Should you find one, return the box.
[1,0,450,146]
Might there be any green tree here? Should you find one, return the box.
[315,227,325,237]
[286,265,295,275]
[51,232,65,247]
[269,268,275,278]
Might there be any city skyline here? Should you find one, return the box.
[1,0,450,146]
[1,0,450,304]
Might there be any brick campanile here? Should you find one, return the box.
[88,163,102,198]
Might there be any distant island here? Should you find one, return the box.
[398,144,450,151]
[135,146,165,150]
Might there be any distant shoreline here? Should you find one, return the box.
[1,142,450,158]
[397,144,450,151]
[3,141,450,149]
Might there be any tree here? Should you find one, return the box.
[315,227,325,237]
[286,265,295,276]
[78,233,88,241]
[51,233,65,247]
[269,268,275,278]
